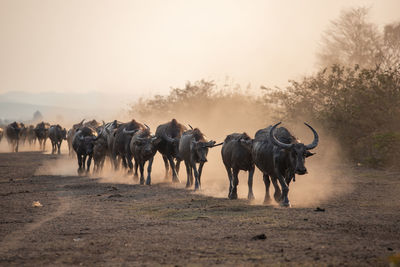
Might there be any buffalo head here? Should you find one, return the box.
[270,122,318,175]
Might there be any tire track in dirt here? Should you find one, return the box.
[0,193,73,256]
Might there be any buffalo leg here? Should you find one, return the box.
[121,156,128,169]
[276,174,290,207]
[146,157,154,185]
[247,167,255,201]
[225,165,233,198]
[57,141,61,154]
[86,155,92,173]
[192,162,200,191]
[133,160,139,180]
[263,173,272,204]
[82,155,87,170]
[184,160,191,188]
[176,159,181,175]
[198,162,204,188]
[229,168,239,199]
[271,176,282,203]
[77,154,84,174]
[162,155,170,180]
[127,155,134,174]
[139,162,145,185]
[168,156,180,183]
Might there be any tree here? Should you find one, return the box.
[381,22,400,69]
[317,7,382,69]
[32,110,43,122]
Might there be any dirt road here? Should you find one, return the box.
[0,152,399,266]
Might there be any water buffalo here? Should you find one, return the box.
[179,128,220,190]
[34,122,50,151]
[252,122,319,207]
[67,119,85,156]
[155,119,187,183]
[72,126,99,174]
[93,132,107,174]
[26,125,36,146]
[49,125,67,154]
[112,119,144,172]
[129,125,161,185]
[221,133,255,200]
[6,122,25,152]
[99,120,122,165]
[83,119,101,129]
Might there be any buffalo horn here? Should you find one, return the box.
[270,122,293,149]
[206,142,223,148]
[123,128,138,135]
[304,122,319,150]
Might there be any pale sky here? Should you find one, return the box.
[0,0,399,97]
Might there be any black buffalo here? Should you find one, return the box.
[155,119,187,183]
[93,134,107,174]
[129,125,161,185]
[179,128,218,190]
[26,125,36,146]
[49,125,67,154]
[252,122,319,207]
[34,122,50,151]
[67,119,85,156]
[112,119,144,172]
[72,126,99,174]
[221,133,255,200]
[6,122,25,152]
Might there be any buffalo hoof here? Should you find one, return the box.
[263,197,273,205]
[248,193,255,201]
[274,192,282,203]
[145,179,151,186]
[280,201,291,208]
[229,192,238,200]
[140,178,145,185]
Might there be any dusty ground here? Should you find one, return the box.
[0,152,400,266]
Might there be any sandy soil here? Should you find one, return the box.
[0,151,400,266]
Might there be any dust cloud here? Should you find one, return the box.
[6,97,354,208]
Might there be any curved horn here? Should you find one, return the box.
[206,142,223,148]
[270,122,293,149]
[304,122,319,150]
[144,124,150,131]
[163,131,175,143]
[78,119,85,126]
[123,128,138,135]
[188,124,193,130]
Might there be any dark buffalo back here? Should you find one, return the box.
[221,133,253,171]
[155,119,187,158]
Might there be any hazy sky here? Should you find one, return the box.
[0,0,399,97]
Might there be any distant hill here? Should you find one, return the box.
[0,91,138,124]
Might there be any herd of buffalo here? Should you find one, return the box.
[1,119,319,206]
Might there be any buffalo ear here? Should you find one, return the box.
[152,137,162,146]
[305,151,315,158]
[240,139,253,147]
